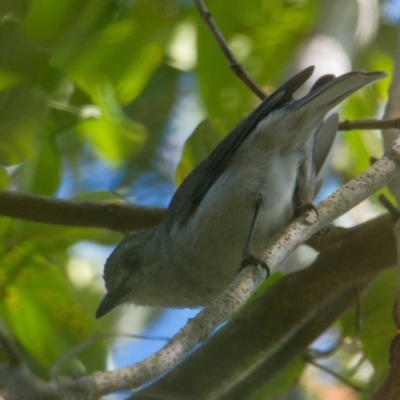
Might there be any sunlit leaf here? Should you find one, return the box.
[78,83,148,166]
[0,242,105,371]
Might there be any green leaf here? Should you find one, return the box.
[337,83,384,178]
[52,1,177,105]
[11,222,123,253]
[0,242,105,371]
[78,83,148,166]
[250,358,304,400]
[0,20,49,86]
[121,63,180,185]
[0,168,12,238]
[341,268,397,386]
[194,0,317,119]
[175,118,231,185]
[0,167,9,189]
[0,86,48,165]
[19,138,62,196]
[22,0,87,44]
[0,0,30,18]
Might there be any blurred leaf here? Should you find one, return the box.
[194,0,317,120]
[0,70,25,92]
[195,8,255,120]
[337,83,384,179]
[176,118,231,185]
[250,359,304,400]
[0,86,48,165]
[0,167,9,189]
[0,168,12,238]
[46,106,81,136]
[78,83,148,166]
[0,0,30,18]
[251,271,284,302]
[11,221,123,254]
[19,138,62,196]
[249,0,317,82]
[52,1,179,105]
[341,268,397,386]
[59,19,164,105]
[0,242,105,371]
[122,63,180,184]
[0,20,49,86]
[22,0,90,44]
[367,50,393,99]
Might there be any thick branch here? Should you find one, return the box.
[0,190,166,232]
[194,0,267,100]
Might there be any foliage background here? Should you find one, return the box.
[0,0,398,399]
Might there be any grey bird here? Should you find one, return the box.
[96,66,385,318]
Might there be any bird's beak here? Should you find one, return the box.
[95,290,125,319]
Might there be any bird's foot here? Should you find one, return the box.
[238,252,270,278]
[295,202,319,220]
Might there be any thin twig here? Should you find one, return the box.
[338,118,400,131]
[307,338,343,359]
[194,0,267,100]
[56,266,266,398]
[304,355,366,393]
[379,194,400,221]
[51,333,169,380]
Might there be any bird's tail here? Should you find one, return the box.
[293,70,386,112]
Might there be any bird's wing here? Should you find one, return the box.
[294,112,338,209]
[166,66,315,227]
[292,69,386,209]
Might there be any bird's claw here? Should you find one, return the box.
[238,253,270,278]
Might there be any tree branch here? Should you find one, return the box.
[194,0,267,100]
[55,138,400,399]
[0,117,397,233]
[338,118,400,131]
[132,215,395,400]
[0,190,166,232]
[2,132,400,398]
